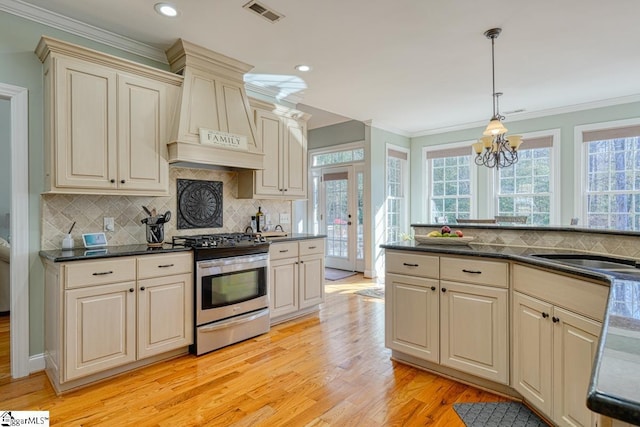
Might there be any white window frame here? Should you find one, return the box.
[385,143,410,241]
[423,141,478,223]
[489,129,561,224]
[574,117,640,227]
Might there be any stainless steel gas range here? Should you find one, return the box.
[172,233,270,356]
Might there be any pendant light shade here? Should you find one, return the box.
[473,28,522,169]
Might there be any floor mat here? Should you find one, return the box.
[325,268,357,281]
[354,287,385,299]
[453,402,548,427]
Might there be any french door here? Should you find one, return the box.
[311,165,364,271]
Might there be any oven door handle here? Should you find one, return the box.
[199,308,269,332]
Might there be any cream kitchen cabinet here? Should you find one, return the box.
[36,36,181,196]
[269,239,325,323]
[43,252,193,393]
[513,264,607,427]
[385,251,509,384]
[238,100,310,199]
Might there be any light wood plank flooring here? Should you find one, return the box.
[0,274,509,426]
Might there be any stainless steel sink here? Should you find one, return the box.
[531,253,639,272]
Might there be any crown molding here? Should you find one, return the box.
[363,119,411,137]
[244,81,305,105]
[0,0,168,64]
[411,93,640,138]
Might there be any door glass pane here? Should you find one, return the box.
[357,171,364,261]
[325,175,349,259]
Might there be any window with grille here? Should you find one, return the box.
[581,123,640,230]
[425,145,473,224]
[495,135,555,225]
[386,147,409,242]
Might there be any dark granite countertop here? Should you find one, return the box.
[412,223,640,237]
[39,244,192,262]
[381,240,640,425]
[266,233,327,242]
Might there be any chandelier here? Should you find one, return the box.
[473,28,523,169]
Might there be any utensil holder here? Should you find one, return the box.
[146,223,164,247]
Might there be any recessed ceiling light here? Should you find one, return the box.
[154,3,179,17]
[295,65,311,72]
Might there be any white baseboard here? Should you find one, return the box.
[29,353,45,373]
[364,269,377,279]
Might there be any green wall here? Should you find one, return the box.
[410,101,640,225]
[0,10,169,356]
[308,120,365,149]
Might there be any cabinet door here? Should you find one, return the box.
[64,281,136,381]
[283,118,307,197]
[254,109,283,196]
[440,280,508,384]
[270,257,299,318]
[299,254,324,309]
[137,273,193,359]
[512,292,553,415]
[553,307,601,427]
[54,57,117,190]
[385,273,439,363]
[117,74,168,193]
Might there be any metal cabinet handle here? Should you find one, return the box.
[430,286,436,291]
[462,269,482,274]
[403,263,419,267]
[552,316,560,323]
[110,179,115,183]
[300,260,304,264]
[120,179,125,184]
[279,249,289,253]
[92,271,113,276]
[158,264,174,268]
[441,287,447,292]
[542,312,549,319]
[140,286,146,291]
[129,288,134,293]
[308,246,317,249]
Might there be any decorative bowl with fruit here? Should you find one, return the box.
[414,226,474,245]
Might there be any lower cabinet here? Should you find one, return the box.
[512,264,607,427]
[44,252,193,392]
[385,252,509,384]
[269,238,325,323]
[440,280,508,384]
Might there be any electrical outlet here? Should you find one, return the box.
[279,213,290,224]
[103,217,115,232]
[265,214,271,225]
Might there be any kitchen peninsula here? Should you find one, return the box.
[381,224,640,427]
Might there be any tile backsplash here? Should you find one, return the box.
[413,226,640,260]
[41,167,291,250]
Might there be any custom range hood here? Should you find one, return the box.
[165,39,263,170]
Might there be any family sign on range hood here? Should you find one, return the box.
[165,39,264,170]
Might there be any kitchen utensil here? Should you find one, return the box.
[67,221,76,235]
[141,217,148,224]
[142,206,152,216]
[151,208,157,217]
[163,211,171,222]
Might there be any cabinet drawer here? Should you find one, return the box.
[440,256,508,288]
[299,239,324,256]
[270,242,299,260]
[386,250,439,278]
[64,258,136,289]
[513,264,608,321]
[137,252,193,279]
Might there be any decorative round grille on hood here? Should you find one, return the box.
[177,179,223,229]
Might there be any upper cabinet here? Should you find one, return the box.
[237,99,310,199]
[36,37,182,196]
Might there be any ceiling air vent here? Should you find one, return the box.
[243,0,285,23]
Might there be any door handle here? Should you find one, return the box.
[348,221,352,225]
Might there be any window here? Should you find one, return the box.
[386,146,409,242]
[312,147,364,166]
[425,145,473,223]
[495,135,555,225]
[580,123,640,230]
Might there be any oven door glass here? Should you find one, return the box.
[201,267,267,309]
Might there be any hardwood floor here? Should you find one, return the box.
[0,274,509,426]
[0,312,9,385]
